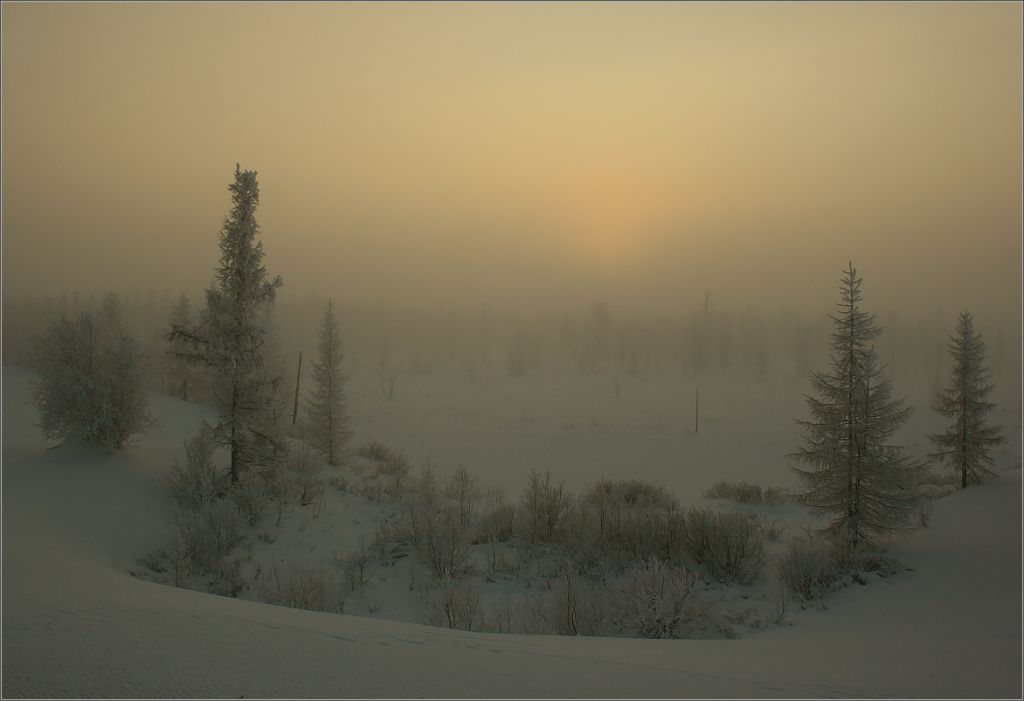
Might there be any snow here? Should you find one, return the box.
[3,364,1021,698]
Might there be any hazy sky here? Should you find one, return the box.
[2,2,1021,320]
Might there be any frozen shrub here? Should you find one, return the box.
[358,441,412,497]
[209,554,245,598]
[400,464,472,580]
[261,562,344,613]
[422,575,483,631]
[574,478,681,566]
[682,508,765,583]
[166,425,226,512]
[410,501,471,581]
[342,537,371,591]
[287,439,324,506]
[704,481,785,505]
[521,469,573,544]
[479,487,516,543]
[776,535,840,602]
[545,560,610,636]
[32,310,156,451]
[357,440,393,462]
[445,465,480,529]
[230,471,271,527]
[611,559,731,639]
[164,522,193,588]
[833,542,903,578]
[184,497,247,574]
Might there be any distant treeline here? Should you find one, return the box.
[3,291,1019,394]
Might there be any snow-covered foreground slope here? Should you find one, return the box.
[3,365,1021,698]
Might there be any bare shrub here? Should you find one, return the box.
[521,469,573,544]
[611,559,731,639]
[488,595,517,634]
[260,562,344,613]
[400,463,471,580]
[682,508,765,583]
[287,439,325,506]
[342,537,371,591]
[166,425,226,512]
[357,440,392,462]
[572,478,682,566]
[184,497,246,574]
[479,487,516,543]
[359,441,412,498]
[230,472,271,527]
[164,522,193,587]
[704,481,785,505]
[422,576,483,631]
[776,535,840,602]
[445,465,480,529]
[545,560,610,636]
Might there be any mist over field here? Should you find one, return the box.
[2,2,1021,699]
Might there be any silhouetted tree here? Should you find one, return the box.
[304,299,351,465]
[790,263,925,548]
[931,310,1004,488]
[169,164,284,483]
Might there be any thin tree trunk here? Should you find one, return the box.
[695,386,699,434]
[292,351,303,426]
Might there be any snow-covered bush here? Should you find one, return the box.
[682,508,765,583]
[568,478,681,568]
[260,563,343,613]
[166,425,226,512]
[176,498,246,576]
[520,469,573,544]
[400,464,472,580]
[544,560,610,636]
[357,441,412,497]
[479,487,516,543]
[776,535,840,602]
[287,439,325,506]
[32,311,156,451]
[230,472,271,527]
[704,481,784,506]
[422,575,483,631]
[611,559,731,639]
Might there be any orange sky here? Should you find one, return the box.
[2,2,1021,320]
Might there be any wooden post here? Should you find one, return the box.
[292,351,303,425]
[695,386,699,434]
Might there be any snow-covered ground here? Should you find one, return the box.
[2,364,1021,698]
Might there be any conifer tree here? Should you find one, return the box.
[931,310,1004,488]
[304,299,351,465]
[790,263,925,548]
[170,164,284,483]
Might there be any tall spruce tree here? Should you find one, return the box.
[170,164,284,483]
[790,263,925,548]
[305,299,351,465]
[931,310,1004,488]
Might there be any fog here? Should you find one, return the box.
[2,2,1021,329]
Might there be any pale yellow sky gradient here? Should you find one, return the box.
[2,2,1021,320]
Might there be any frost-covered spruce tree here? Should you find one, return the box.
[169,164,284,483]
[304,299,351,465]
[32,307,156,451]
[931,311,1004,488]
[790,263,925,548]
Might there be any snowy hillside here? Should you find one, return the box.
[2,365,1020,698]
